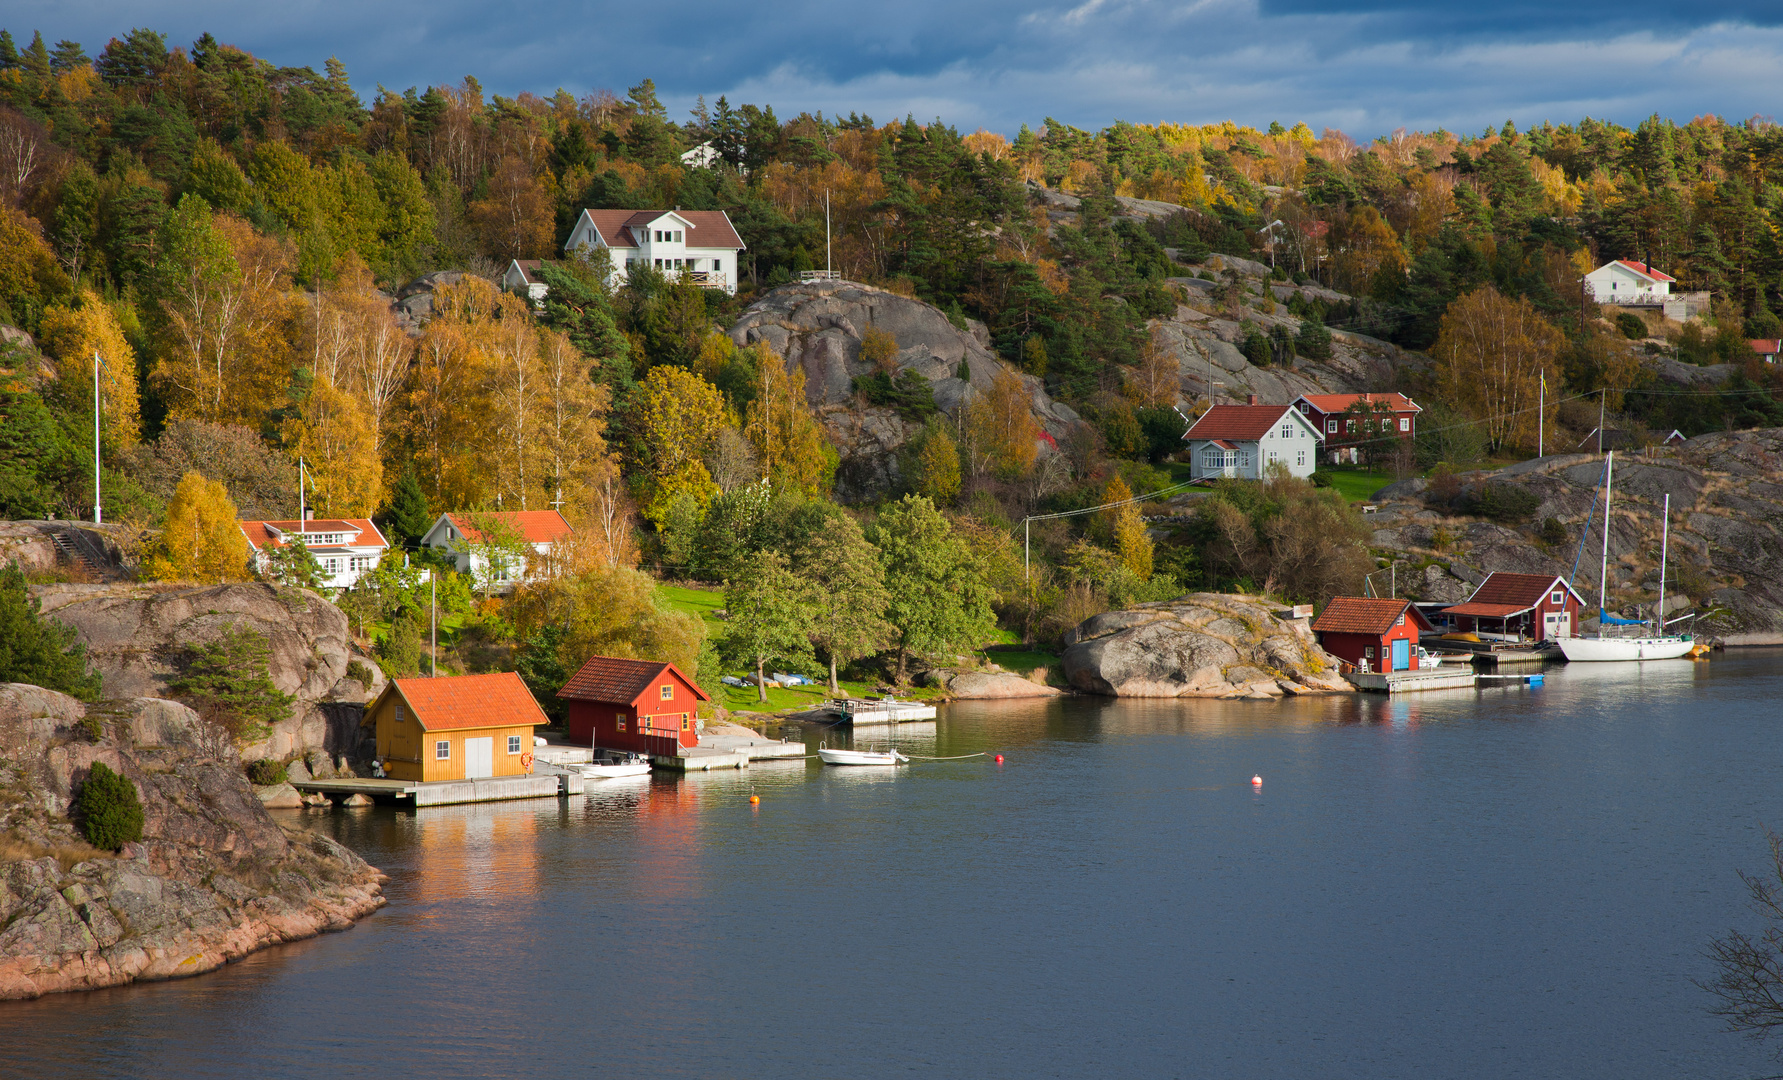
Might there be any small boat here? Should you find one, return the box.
[577,753,652,779]
[817,747,909,766]
[1558,454,1694,663]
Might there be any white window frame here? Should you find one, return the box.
[435,740,450,760]
[1326,419,1338,433]
[507,735,522,755]
[1296,450,1306,467]
[1551,590,1564,605]
[1280,424,1294,439]
[1399,418,1410,432]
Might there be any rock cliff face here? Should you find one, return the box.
[730,280,1084,497]
[0,684,385,1000]
[1061,593,1349,698]
[1365,429,1783,642]
[30,582,385,762]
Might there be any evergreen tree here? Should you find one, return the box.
[378,470,432,548]
[0,561,102,700]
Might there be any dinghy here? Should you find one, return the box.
[817,747,909,766]
[577,752,652,779]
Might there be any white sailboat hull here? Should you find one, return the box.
[1556,636,1695,662]
[817,747,909,766]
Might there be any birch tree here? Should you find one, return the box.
[1432,286,1562,452]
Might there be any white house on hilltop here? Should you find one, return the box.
[1585,260,1675,306]
[1182,397,1324,481]
[501,259,555,306]
[563,209,746,295]
[419,510,573,592]
[240,517,389,590]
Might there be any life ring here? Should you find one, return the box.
[520,752,534,770]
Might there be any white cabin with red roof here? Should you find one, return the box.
[239,517,389,589]
[420,510,573,591]
[1585,260,1675,306]
[1182,396,1323,480]
[563,209,746,294]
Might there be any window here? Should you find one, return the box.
[508,735,522,755]
[1202,449,1224,469]
[674,230,683,242]
[1399,418,1410,432]
[617,717,627,732]
[1327,419,1338,433]
[654,258,662,268]
[660,684,674,700]
[1296,450,1306,467]
[1397,614,1406,626]
[1551,590,1564,605]
[1268,451,1279,463]
[435,740,450,760]
[1365,646,1375,658]
[395,704,405,725]
[1238,450,1251,469]
[1280,424,1294,439]
[1346,419,1357,432]
[681,714,691,731]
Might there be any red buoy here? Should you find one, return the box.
[994,754,1004,763]
[1251,775,1262,786]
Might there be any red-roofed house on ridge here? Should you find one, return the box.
[420,511,572,592]
[557,655,711,757]
[240,517,388,590]
[1182,396,1323,480]
[501,259,556,305]
[1443,571,1588,642]
[564,209,746,295]
[369,672,549,782]
[1311,597,1437,673]
[1584,260,1676,306]
[1292,392,1421,464]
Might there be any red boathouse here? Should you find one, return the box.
[1311,597,1438,673]
[557,655,711,756]
[1444,572,1588,642]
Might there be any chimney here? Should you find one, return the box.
[1247,394,1258,406]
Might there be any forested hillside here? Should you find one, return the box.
[2,25,1780,676]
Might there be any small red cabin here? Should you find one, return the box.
[1444,572,1587,642]
[557,655,711,757]
[1311,597,1437,672]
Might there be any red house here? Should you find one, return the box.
[1443,572,1588,642]
[557,655,711,757]
[1293,393,1421,464]
[1311,597,1437,673]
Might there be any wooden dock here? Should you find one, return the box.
[1346,670,1480,694]
[291,774,567,807]
[822,698,938,725]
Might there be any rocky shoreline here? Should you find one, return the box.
[0,684,385,1001]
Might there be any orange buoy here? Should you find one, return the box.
[1251,775,1262,786]
[749,795,760,804]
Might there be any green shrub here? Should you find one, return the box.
[1540,517,1568,544]
[0,561,102,701]
[346,660,376,687]
[77,762,143,851]
[1616,312,1648,340]
[168,624,296,740]
[1309,472,1334,488]
[1466,483,1541,524]
[247,758,287,786]
[850,369,938,420]
[1295,318,1333,361]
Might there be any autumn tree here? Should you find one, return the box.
[1432,286,1563,452]
[963,367,1040,480]
[799,516,891,695]
[146,471,251,583]
[723,548,814,701]
[284,373,381,517]
[869,495,997,684]
[1098,477,1154,580]
[38,289,140,448]
[634,364,725,523]
[742,356,833,495]
[914,427,962,504]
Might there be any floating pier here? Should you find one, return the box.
[291,774,567,807]
[1345,670,1480,694]
[821,698,939,725]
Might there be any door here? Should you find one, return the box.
[464,737,494,779]
[1544,612,1572,640]
[1390,638,1410,672]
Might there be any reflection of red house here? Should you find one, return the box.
[1311,597,1436,672]
[1444,572,1587,642]
[557,655,710,756]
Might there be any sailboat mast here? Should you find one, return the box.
[1658,493,1669,634]
[1598,451,1614,630]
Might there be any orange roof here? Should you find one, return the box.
[1750,339,1780,355]
[1184,404,1300,442]
[443,510,572,545]
[240,518,387,552]
[557,655,710,705]
[1295,392,1420,415]
[1311,597,1434,636]
[579,209,745,251]
[1614,259,1675,283]
[386,672,549,731]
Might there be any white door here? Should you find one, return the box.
[464,737,494,779]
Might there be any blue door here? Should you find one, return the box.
[1391,638,1411,671]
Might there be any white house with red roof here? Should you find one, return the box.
[501,259,555,305]
[1293,392,1422,463]
[420,510,573,591]
[239,517,389,590]
[1182,396,1323,480]
[1585,260,1676,306]
[563,209,746,294]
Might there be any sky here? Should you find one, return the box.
[12,0,1783,140]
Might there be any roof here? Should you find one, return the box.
[1183,403,1305,442]
[441,510,572,545]
[239,518,387,552]
[1450,571,1587,615]
[382,672,550,732]
[1295,392,1421,415]
[1751,339,1781,355]
[557,654,710,704]
[1612,259,1676,283]
[576,209,745,251]
[1311,597,1435,636]
[507,259,556,285]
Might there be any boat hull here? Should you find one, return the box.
[1556,636,1695,662]
[578,762,651,779]
[817,747,908,766]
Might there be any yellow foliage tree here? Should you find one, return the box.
[39,289,140,448]
[915,428,961,504]
[1331,205,1407,297]
[743,358,833,495]
[146,472,251,583]
[964,367,1040,480]
[284,374,382,517]
[1433,287,1564,453]
[636,364,725,523]
[859,325,899,373]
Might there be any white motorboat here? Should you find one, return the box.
[1558,454,1694,663]
[817,747,909,766]
[577,753,652,779]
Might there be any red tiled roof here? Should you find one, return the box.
[442,511,572,545]
[557,655,710,704]
[1296,392,1420,415]
[1311,597,1434,636]
[580,209,745,251]
[1750,339,1780,355]
[1184,404,1298,442]
[388,672,549,732]
[508,259,556,284]
[1450,571,1584,614]
[1614,259,1676,283]
[239,519,387,552]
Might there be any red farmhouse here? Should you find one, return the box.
[557,655,710,757]
[1311,597,1437,673]
[1444,572,1587,642]
[1293,392,1421,464]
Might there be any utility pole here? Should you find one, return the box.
[92,352,102,524]
[298,457,307,529]
[1597,390,1606,454]
[1538,372,1544,459]
[431,570,438,677]
[825,190,832,277]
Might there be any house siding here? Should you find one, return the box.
[563,668,703,756]
[370,694,538,782]
[1317,621,1425,672]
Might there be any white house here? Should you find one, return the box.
[501,259,554,306]
[563,209,746,295]
[680,141,719,169]
[1585,260,1676,306]
[241,517,389,590]
[1182,398,1324,481]
[420,510,573,591]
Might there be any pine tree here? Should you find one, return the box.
[0,561,102,700]
[379,470,432,548]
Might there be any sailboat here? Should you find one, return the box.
[1557,452,1694,662]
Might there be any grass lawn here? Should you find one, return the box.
[657,584,726,632]
[1319,466,1397,503]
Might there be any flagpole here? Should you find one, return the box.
[92,352,102,524]
[1538,373,1544,459]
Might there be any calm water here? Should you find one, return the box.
[5,654,1783,1079]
